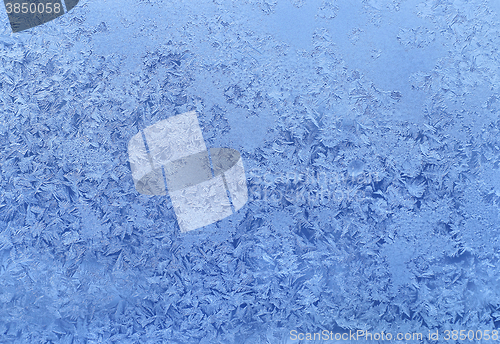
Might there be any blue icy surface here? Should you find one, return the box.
[1,0,500,343]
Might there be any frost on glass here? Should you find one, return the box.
[3,0,500,342]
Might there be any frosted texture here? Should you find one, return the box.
[1,0,500,342]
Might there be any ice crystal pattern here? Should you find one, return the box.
[0,0,500,343]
